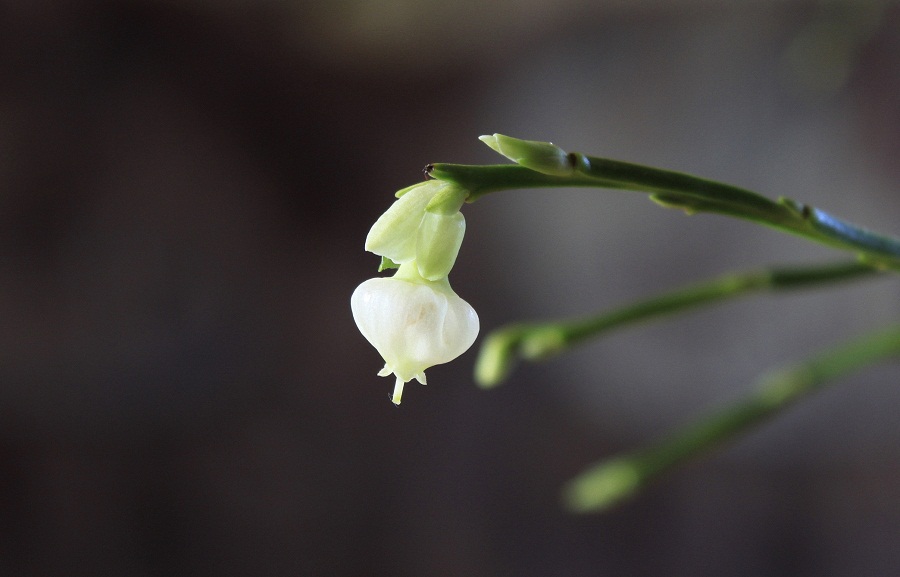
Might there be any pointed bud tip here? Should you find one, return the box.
[477,133,573,177]
[478,134,501,153]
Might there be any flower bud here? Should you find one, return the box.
[479,133,573,176]
[351,264,479,404]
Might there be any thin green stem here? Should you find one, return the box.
[428,159,900,270]
[562,323,900,513]
[474,260,881,387]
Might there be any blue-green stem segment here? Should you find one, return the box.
[562,323,900,513]
[475,260,881,388]
[427,156,900,270]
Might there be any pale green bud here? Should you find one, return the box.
[479,133,573,176]
[473,327,521,388]
[351,262,479,404]
[562,459,642,513]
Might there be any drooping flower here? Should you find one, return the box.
[351,262,479,404]
[355,176,476,404]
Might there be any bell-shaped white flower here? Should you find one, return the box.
[351,263,479,404]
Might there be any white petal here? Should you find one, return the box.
[351,275,479,383]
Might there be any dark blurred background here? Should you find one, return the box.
[0,1,899,575]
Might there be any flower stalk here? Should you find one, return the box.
[475,260,882,387]
[428,135,900,270]
[562,324,900,513]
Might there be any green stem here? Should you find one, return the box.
[428,159,900,270]
[562,323,900,513]
[474,260,881,387]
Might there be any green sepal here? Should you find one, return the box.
[378,256,400,272]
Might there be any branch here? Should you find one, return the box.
[428,150,900,270]
[475,260,882,387]
[561,324,900,513]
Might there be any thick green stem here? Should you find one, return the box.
[428,159,900,270]
[562,324,900,513]
[475,260,881,387]
[428,163,607,194]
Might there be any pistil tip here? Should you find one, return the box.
[391,377,405,405]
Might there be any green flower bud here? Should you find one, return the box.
[479,133,573,176]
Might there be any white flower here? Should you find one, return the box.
[351,263,479,404]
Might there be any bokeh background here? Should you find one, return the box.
[1,1,899,575]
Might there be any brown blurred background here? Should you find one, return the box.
[0,1,898,575]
